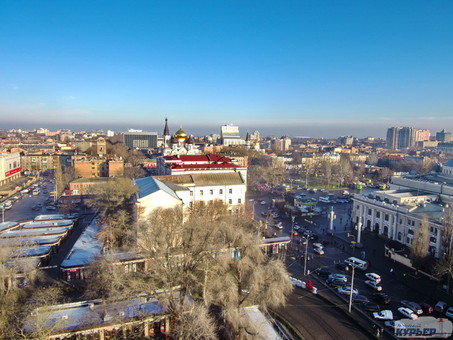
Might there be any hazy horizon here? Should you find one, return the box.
[1,1,452,137]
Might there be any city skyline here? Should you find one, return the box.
[1,1,453,137]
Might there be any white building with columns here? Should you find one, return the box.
[352,190,444,257]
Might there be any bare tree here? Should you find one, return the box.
[204,223,293,339]
[171,302,218,340]
[98,209,135,251]
[88,177,137,214]
[411,215,430,268]
[435,208,453,292]
[17,286,66,340]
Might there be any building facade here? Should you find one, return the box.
[221,124,245,146]
[123,132,158,149]
[352,192,443,257]
[0,153,21,186]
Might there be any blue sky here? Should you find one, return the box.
[1,1,452,137]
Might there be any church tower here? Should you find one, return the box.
[163,118,171,148]
[97,137,106,157]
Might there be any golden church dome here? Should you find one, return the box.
[174,127,187,139]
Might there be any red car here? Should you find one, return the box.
[420,303,433,314]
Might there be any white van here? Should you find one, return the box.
[4,200,13,209]
[344,257,368,270]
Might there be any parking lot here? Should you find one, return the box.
[250,188,453,337]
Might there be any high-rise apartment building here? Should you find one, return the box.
[436,129,452,142]
[386,127,430,150]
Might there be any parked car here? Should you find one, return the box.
[46,205,57,211]
[352,295,369,304]
[385,320,406,330]
[260,200,266,205]
[314,268,331,277]
[373,310,393,320]
[337,286,358,296]
[419,303,433,314]
[362,303,380,312]
[275,222,283,230]
[435,301,448,313]
[372,293,390,305]
[325,278,346,287]
[364,280,383,291]
[313,248,325,255]
[31,205,40,211]
[328,274,347,283]
[446,307,453,319]
[335,263,350,271]
[401,300,423,315]
[398,307,418,320]
[365,273,381,283]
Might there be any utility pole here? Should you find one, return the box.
[348,263,357,312]
[304,236,313,276]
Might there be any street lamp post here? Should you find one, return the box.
[348,263,357,312]
[290,215,295,242]
[304,236,314,276]
[1,204,4,223]
[328,207,336,234]
[356,217,363,244]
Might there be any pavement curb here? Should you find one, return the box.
[269,309,304,340]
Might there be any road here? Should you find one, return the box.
[276,290,374,340]
[2,177,56,222]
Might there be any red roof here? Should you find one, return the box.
[163,153,233,164]
[169,163,239,170]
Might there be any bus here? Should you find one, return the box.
[344,257,368,270]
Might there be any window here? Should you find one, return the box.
[384,214,389,221]
[397,232,402,241]
[408,229,414,235]
[219,189,223,194]
[238,198,241,204]
[200,190,203,196]
[430,237,437,243]
[376,212,380,218]
[190,191,193,197]
[229,188,233,194]
[210,189,213,195]
[368,209,372,215]
[399,219,402,224]
[228,199,232,204]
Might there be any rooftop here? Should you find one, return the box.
[134,176,181,200]
[156,172,245,187]
[23,295,168,335]
[60,218,102,269]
